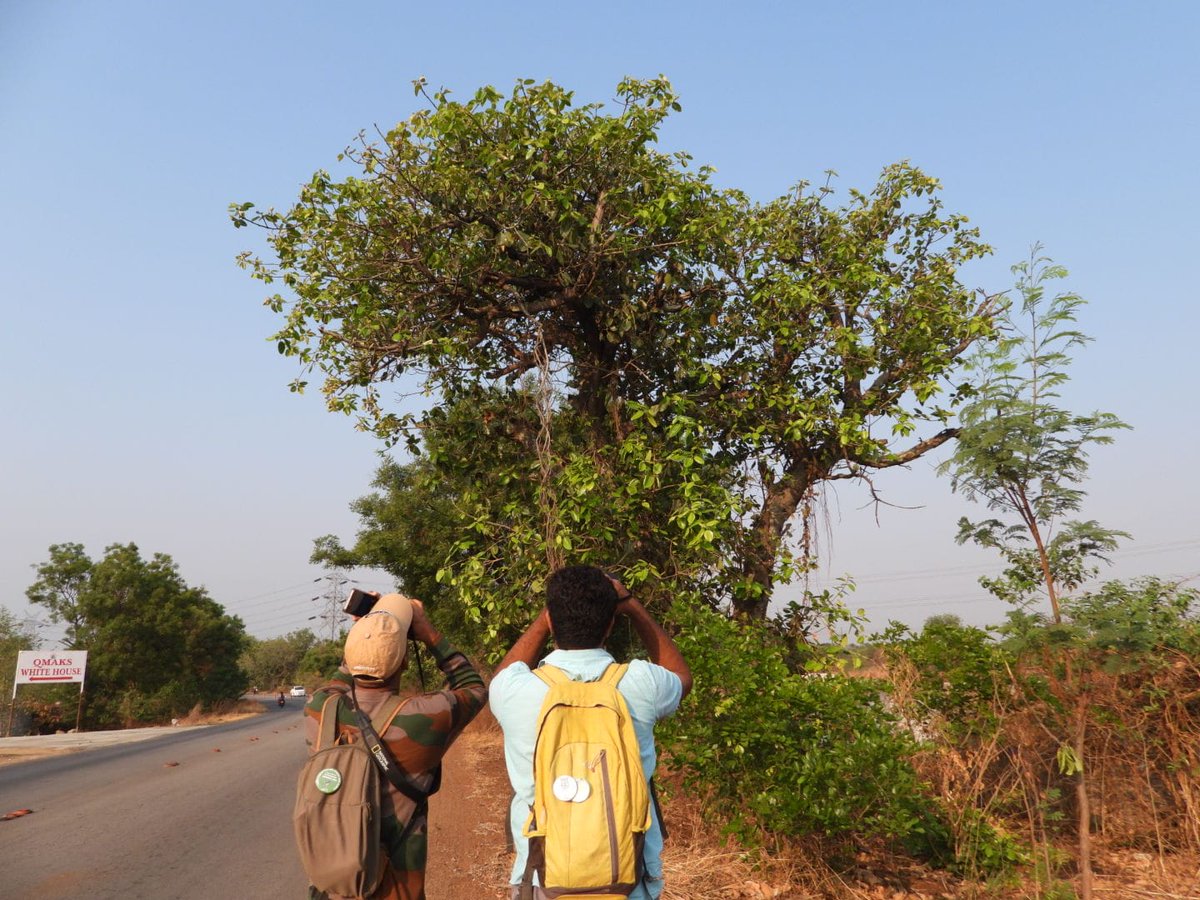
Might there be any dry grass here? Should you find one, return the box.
[0,746,80,767]
[654,768,1200,899]
[878,648,1200,898]
[176,698,268,726]
[658,786,797,899]
[655,776,914,900]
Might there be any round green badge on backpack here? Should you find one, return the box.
[315,767,343,794]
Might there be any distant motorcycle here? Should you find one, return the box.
[277,694,286,707]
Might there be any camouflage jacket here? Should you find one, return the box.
[304,637,487,899]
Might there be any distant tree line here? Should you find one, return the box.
[19,542,247,729]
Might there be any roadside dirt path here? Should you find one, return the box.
[425,709,514,899]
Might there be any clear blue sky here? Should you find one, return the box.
[2,1,1197,640]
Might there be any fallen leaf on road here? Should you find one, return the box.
[2,809,33,821]
[212,748,221,752]
[163,761,179,767]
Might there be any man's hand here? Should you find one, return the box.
[407,597,442,646]
[615,594,641,619]
[613,593,693,699]
[605,572,633,603]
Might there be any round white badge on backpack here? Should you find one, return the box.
[571,778,591,803]
[552,774,578,802]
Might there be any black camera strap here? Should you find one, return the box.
[412,640,429,692]
[343,679,442,804]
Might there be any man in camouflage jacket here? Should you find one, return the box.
[304,593,487,900]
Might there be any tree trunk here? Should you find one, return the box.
[735,469,814,619]
[1074,697,1094,900]
[1021,496,1062,624]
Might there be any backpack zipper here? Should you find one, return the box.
[597,749,619,885]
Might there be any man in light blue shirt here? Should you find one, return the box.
[489,565,693,900]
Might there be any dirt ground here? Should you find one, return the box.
[425,709,514,899]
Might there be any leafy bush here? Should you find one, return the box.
[882,616,1012,739]
[1060,576,1199,657]
[661,602,955,864]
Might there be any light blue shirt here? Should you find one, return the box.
[489,648,684,899]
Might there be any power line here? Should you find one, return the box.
[813,536,1200,587]
[1113,539,1200,559]
[854,571,1200,614]
[223,581,387,627]
[233,577,323,604]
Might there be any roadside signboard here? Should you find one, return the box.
[7,650,89,737]
[14,650,88,687]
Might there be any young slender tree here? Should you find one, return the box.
[943,246,1128,623]
[942,247,1128,900]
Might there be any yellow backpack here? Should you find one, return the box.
[520,662,652,900]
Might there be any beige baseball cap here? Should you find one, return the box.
[343,594,414,680]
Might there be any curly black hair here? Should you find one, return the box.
[546,565,619,650]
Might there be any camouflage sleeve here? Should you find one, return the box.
[431,637,484,689]
[424,637,488,736]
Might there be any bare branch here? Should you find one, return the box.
[853,427,960,469]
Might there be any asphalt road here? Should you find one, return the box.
[0,698,311,899]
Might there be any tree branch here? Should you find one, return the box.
[853,427,960,469]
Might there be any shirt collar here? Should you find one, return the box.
[541,647,615,667]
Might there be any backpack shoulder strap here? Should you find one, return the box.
[598,662,629,687]
[316,693,342,750]
[350,691,441,805]
[532,664,569,687]
[534,662,629,688]
[368,694,404,736]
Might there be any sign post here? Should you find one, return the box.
[9,650,88,736]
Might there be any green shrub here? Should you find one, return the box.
[661,602,955,863]
[883,616,1012,739]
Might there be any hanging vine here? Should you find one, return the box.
[532,323,563,572]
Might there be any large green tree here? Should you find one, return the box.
[27,543,248,726]
[236,77,995,621]
[702,166,994,614]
